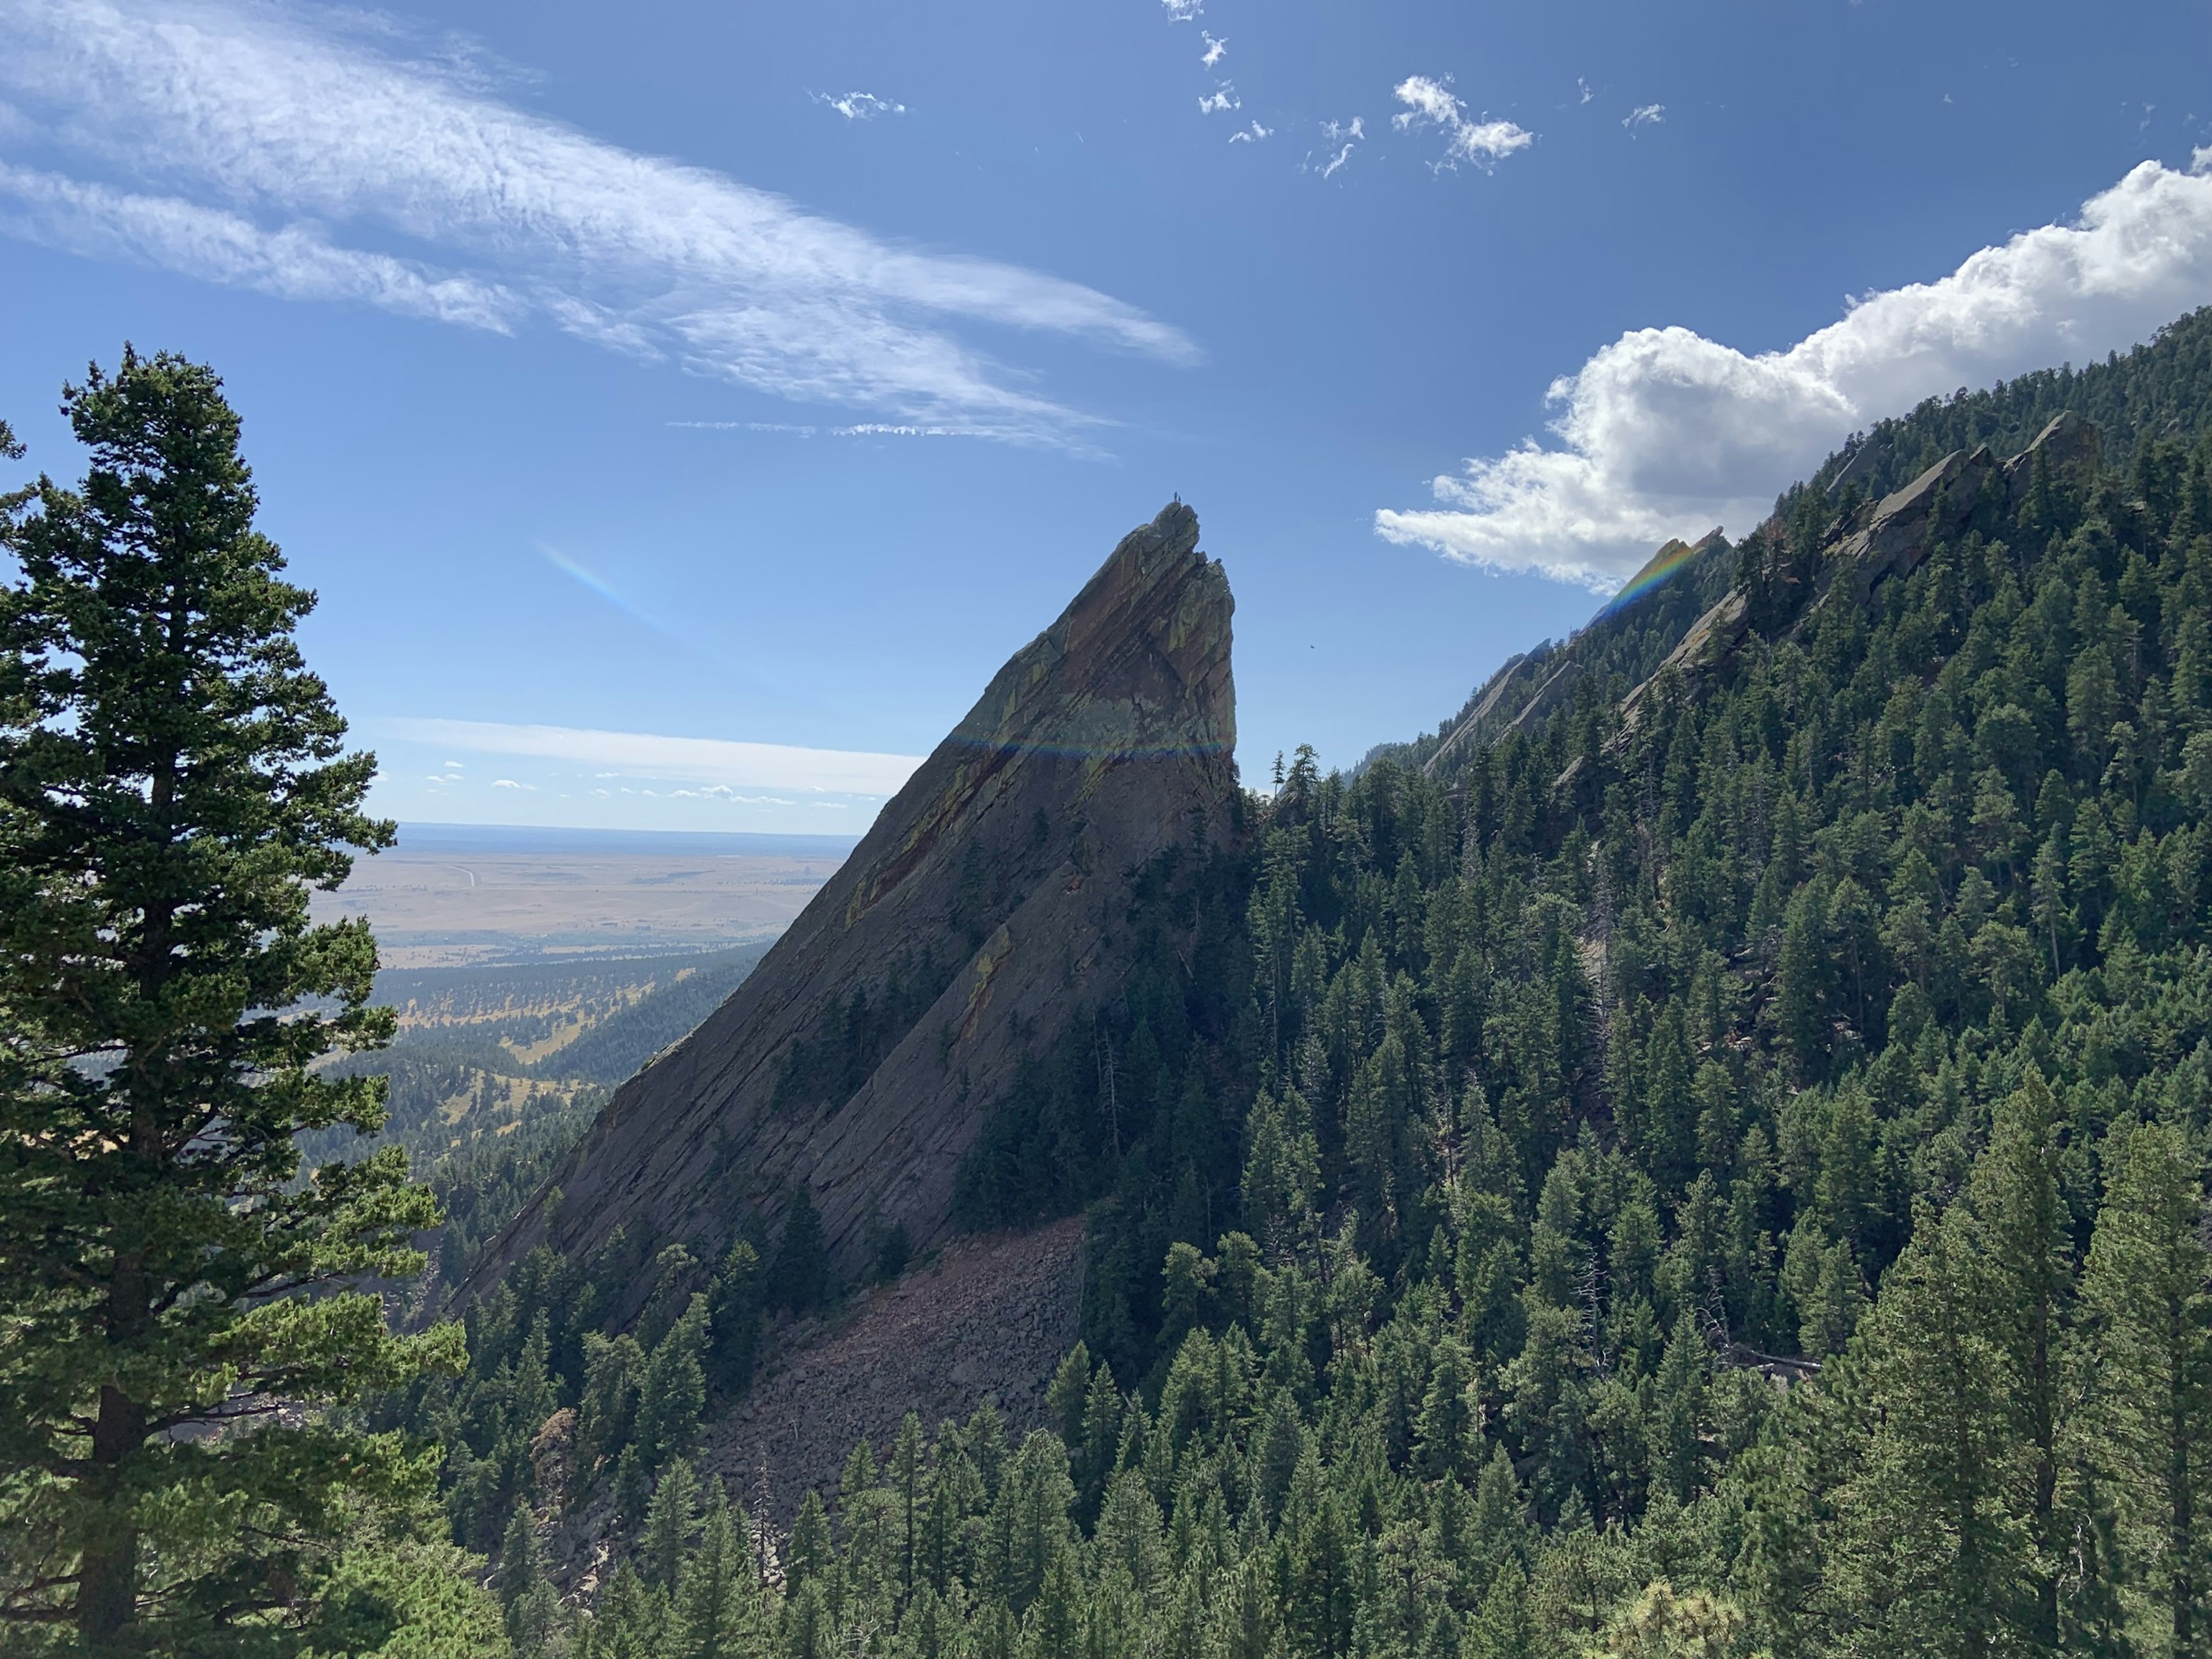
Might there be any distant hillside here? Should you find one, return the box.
[546,950,766,1084]
[308,944,767,1305]
[1385,527,1739,781]
[1382,309,2212,793]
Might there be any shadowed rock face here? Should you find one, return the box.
[463,503,1235,1297]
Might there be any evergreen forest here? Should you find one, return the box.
[435,307,2212,1659]
[21,309,2212,1656]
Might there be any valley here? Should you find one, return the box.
[300,830,850,1311]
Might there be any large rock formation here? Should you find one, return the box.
[464,503,1236,1296]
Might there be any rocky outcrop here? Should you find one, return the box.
[1824,429,1895,499]
[706,1217,1085,1525]
[1505,659,1584,738]
[1817,412,2094,614]
[1615,590,1752,736]
[461,504,1236,1297]
[1616,412,2100,737]
[1423,646,1555,777]
[1424,529,1727,777]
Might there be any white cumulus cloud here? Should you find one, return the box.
[1377,156,2212,590]
[1623,103,1664,132]
[1198,82,1240,115]
[1229,121,1271,145]
[1200,32,1226,69]
[1162,0,1202,18]
[1391,75,1534,171]
[0,0,1196,440]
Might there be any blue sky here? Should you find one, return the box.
[1,0,2209,831]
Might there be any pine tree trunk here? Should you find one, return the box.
[2172,1339,2195,1658]
[2031,1317,2060,1649]
[78,1382,146,1647]
[79,1248,150,1649]
[81,851,171,1648]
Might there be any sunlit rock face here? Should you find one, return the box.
[466,502,1236,1294]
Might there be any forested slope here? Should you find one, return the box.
[298,948,767,1309]
[429,306,2212,1659]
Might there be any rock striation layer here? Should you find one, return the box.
[464,503,1236,1295]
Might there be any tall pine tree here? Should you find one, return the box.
[0,351,457,1650]
[2082,1119,2212,1654]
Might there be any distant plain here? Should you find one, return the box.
[313,823,854,968]
[303,824,856,1284]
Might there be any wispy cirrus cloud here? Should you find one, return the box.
[1378,156,2212,590]
[392,719,923,797]
[1303,117,1363,181]
[0,0,1196,440]
[0,160,518,326]
[667,419,1017,439]
[812,89,905,121]
[1623,103,1664,132]
[1392,75,1534,172]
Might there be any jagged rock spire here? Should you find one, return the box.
[462,503,1235,1300]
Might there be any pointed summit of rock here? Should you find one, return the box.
[464,503,1235,1296]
